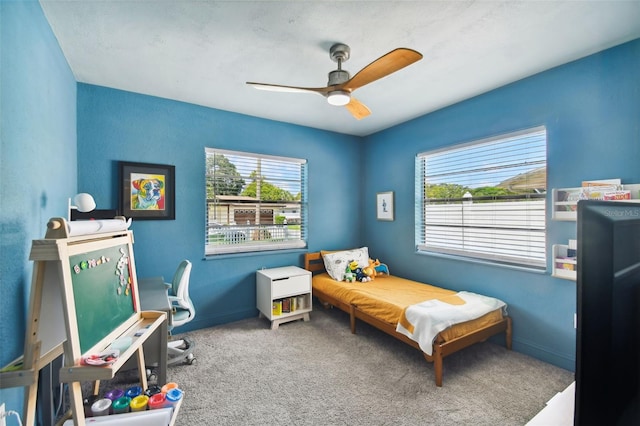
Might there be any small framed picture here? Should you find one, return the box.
[119,161,175,220]
[376,191,394,221]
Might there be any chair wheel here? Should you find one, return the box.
[187,357,196,365]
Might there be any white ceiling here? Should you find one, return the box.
[40,0,640,137]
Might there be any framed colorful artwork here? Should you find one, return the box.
[376,191,394,221]
[119,161,175,220]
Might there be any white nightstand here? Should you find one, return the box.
[256,266,312,330]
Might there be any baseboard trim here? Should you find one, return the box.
[176,308,258,333]
[511,337,575,372]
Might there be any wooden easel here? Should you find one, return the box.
[0,218,168,426]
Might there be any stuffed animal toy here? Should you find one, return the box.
[345,260,371,282]
[348,260,359,271]
[355,267,371,282]
[344,265,356,282]
[362,259,377,280]
[375,264,389,276]
[370,258,390,276]
[343,260,359,282]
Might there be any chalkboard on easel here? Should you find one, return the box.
[69,243,136,354]
[3,218,168,426]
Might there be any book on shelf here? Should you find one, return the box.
[555,239,577,272]
[272,300,282,316]
[603,190,631,200]
[272,296,308,316]
[555,261,576,271]
[581,178,621,187]
[568,239,577,257]
[282,298,291,313]
[581,178,623,200]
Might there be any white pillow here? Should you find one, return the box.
[322,247,370,281]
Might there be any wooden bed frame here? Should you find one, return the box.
[304,252,512,387]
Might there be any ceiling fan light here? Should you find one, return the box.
[327,90,350,106]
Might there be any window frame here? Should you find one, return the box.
[205,148,307,256]
[415,127,547,270]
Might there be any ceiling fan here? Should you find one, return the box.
[246,43,423,120]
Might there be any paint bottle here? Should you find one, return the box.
[161,382,178,394]
[104,388,124,401]
[90,398,112,416]
[125,385,142,399]
[164,388,183,407]
[148,392,167,409]
[112,396,131,414]
[145,385,162,397]
[129,395,149,412]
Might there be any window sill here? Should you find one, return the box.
[415,249,547,275]
[204,247,307,260]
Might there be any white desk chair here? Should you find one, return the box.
[166,260,196,365]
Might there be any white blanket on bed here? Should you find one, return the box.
[395,291,507,356]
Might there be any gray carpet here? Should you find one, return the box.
[161,301,573,426]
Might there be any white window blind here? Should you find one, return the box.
[415,127,547,269]
[205,148,307,255]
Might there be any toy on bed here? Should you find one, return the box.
[344,259,389,282]
[369,258,390,277]
[344,261,357,282]
[344,260,372,282]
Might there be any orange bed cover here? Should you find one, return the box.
[312,272,503,342]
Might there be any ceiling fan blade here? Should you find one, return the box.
[344,97,371,120]
[246,82,330,95]
[343,48,423,92]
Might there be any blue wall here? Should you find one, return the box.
[76,39,640,371]
[0,0,77,420]
[76,85,363,330]
[362,39,640,370]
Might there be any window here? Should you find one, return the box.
[205,148,307,255]
[415,127,547,269]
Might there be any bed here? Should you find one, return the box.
[304,250,512,387]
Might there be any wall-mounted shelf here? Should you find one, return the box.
[552,244,576,281]
[552,184,640,221]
